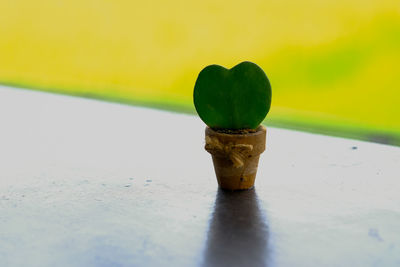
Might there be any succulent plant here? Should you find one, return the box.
[193,61,272,130]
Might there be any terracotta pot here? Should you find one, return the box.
[205,126,266,190]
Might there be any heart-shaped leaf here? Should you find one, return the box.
[193,61,271,130]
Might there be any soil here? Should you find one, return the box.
[213,128,258,135]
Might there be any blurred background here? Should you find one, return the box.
[0,0,399,145]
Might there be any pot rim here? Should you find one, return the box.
[206,125,266,137]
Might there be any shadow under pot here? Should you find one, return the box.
[205,126,266,191]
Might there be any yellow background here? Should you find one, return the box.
[1,0,399,143]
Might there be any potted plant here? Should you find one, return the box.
[193,61,272,190]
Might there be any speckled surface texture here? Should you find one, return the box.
[1,86,400,267]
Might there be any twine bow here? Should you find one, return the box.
[205,136,253,168]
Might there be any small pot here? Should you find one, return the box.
[205,126,266,190]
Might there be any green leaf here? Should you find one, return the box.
[193,61,272,129]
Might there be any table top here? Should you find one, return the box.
[1,85,399,267]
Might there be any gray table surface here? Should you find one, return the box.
[1,85,399,267]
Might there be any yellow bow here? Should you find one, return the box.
[205,136,253,168]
